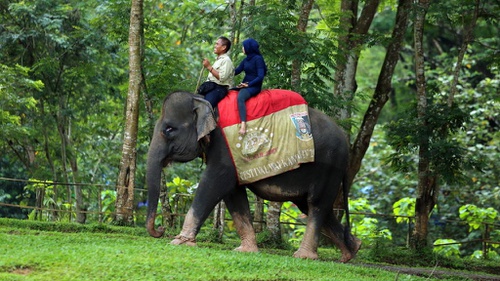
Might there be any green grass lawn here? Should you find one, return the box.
[0,219,496,281]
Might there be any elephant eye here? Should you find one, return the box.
[162,126,175,137]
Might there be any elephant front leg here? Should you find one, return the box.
[171,208,200,246]
[232,212,259,253]
[223,189,259,253]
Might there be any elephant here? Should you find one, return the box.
[145,90,361,263]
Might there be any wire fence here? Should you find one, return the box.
[1,177,498,258]
[0,176,149,223]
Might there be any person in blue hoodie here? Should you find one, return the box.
[234,38,267,135]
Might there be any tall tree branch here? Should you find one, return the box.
[291,0,315,91]
[348,0,412,186]
[448,0,480,107]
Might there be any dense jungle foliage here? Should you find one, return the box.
[1,0,499,262]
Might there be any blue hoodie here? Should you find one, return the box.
[235,38,267,89]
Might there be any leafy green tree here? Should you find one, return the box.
[238,1,336,112]
[1,0,127,222]
[459,204,498,232]
[0,157,32,219]
[350,198,392,244]
[433,239,460,258]
[393,197,415,224]
[458,204,499,259]
[382,0,499,248]
[0,64,41,143]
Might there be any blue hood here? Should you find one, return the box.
[243,38,261,59]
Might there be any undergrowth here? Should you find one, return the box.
[256,229,293,250]
[0,217,147,236]
[366,238,500,276]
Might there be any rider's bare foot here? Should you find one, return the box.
[239,122,246,135]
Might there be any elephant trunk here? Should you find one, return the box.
[146,147,167,238]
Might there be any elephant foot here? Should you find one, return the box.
[339,237,362,263]
[171,235,197,247]
[234,244,259,253]
[293,248,318,260]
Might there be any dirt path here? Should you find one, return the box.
[359,263,500,281]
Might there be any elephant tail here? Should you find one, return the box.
[342,172,362,257]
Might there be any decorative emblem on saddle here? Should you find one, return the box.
[237,129,273,158]
[291,112,312,141]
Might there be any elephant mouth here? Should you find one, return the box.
[170,143,202,163]
[161,157,171,167]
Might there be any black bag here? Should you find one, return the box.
[197,81,218,96]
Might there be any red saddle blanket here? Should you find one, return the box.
[218,89,315,184]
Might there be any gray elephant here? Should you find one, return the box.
[146,90,361,262]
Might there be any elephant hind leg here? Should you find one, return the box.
[293,247,319,260]
[344,235,362,263]
[232,210,259,253]
[224,188,259,253]
[292,201,321,260]
[322,211,362,263]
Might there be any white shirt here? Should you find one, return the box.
[207,53,234,87]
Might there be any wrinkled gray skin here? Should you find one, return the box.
[146,91,361,262]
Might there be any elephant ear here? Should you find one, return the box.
[193,95,217,141]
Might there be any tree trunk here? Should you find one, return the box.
[159,173,174,227]
[333,0,380,122]
[229,0,237,43]
[213,201,226,240]
[63,118,86,224]
[55,101,77,223]
[40,100,60,220]
[332,0,355,121]
[266,201,283,241]
[115,0,144,226]
[141,73,155,136]
[253,197,264,232]
[448,0,479,107]
[411,0,434,249]
[35,187,44,220]
[291,0,315,91]
[70,157,85,224]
